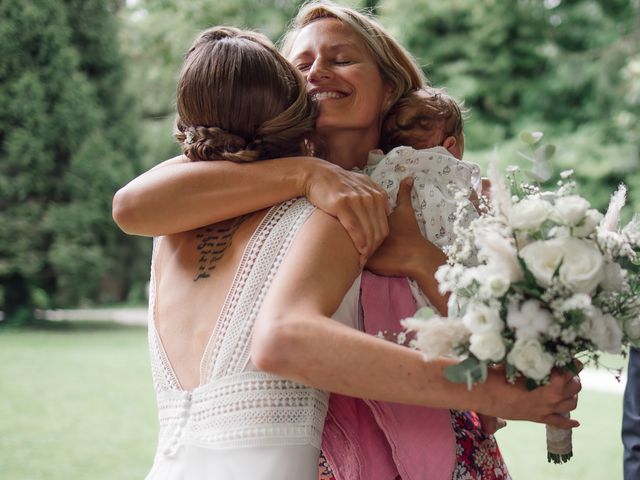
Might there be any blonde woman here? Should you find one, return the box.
[116,4,581,480]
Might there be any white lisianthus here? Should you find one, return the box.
[401,317,470,360]
[553,195,590,225]
[624,316,640,346]
[600,262,626,291]
[462,302,504,334]
[520,237,604,294]
[586,311,623,354]
[574,209,604,237]
[479,268,511,298]
[509,197,553,230]
[507,299,553,339]
[469,331,506,361]
[507,337,555,381]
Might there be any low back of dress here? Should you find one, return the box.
[145,199,329,480]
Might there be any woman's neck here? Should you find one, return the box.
[319,128,380,170]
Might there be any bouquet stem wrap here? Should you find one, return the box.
[546,413,573,464]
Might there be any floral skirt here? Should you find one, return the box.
[317,410,511,480]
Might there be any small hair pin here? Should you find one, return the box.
[184,127,196,145]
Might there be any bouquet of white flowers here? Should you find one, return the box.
[403,133,640,463]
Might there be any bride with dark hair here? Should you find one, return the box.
[117,4,581,480]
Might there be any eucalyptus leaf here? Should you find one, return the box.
[523,169,546,182]
[519,131,544,145]
[533,160,553,182]
[534,143,556,161]
[444,356,488,389]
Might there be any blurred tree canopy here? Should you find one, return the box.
[1,0,638,320]
[0,0,147,322]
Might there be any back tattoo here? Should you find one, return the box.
[193,215,249,281]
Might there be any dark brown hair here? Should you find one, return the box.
[381,87,465,153]
[175,26,317,162]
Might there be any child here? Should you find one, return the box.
[370,87,480,249]
[362,87,482,310]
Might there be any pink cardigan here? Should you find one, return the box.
[322,272,456,480]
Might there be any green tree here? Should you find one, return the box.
[0,0,144,322]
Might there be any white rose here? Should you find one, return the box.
[587,312,623,354]
[509,197,553,230]
[507,337,555,381]
[402,317,470,360]
[553,195,590,225]
[462,303,504,334]
[519,237,604,294]
[469,331,506,361]
[506,299,553,339]
[574,209,604,237]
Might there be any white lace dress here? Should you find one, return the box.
[145,199,361,480]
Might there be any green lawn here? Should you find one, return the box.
[0,323,627,479]
[0,323,156,480]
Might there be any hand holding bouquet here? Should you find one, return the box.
[403,133,640,463]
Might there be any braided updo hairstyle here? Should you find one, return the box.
[175,26,317,162]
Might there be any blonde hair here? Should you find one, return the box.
[381,87,465,153]
[280,0,426,111]
[175,26,317,162]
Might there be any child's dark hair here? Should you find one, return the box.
[175,26,317,162]
[381,87,464,153]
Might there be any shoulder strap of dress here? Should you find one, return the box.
[148,236,183,392]
[201,198,316,381]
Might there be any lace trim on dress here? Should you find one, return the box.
[147,199,327,456]
[148,237,182,392]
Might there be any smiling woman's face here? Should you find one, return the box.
[288,18,391,138]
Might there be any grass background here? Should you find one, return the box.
[0,322,625,479]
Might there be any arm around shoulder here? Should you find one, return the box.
[112,156,311,236]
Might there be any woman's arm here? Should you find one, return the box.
[112,155,389,259]
[252,208,580,429]
[365,177,449,314]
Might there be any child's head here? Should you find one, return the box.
[175,26,317,163]
[381,87,465,158]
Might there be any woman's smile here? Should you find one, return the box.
[288,18,390,135]
[309,88,349,101]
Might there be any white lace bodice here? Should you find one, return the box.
[147,199,329,463]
